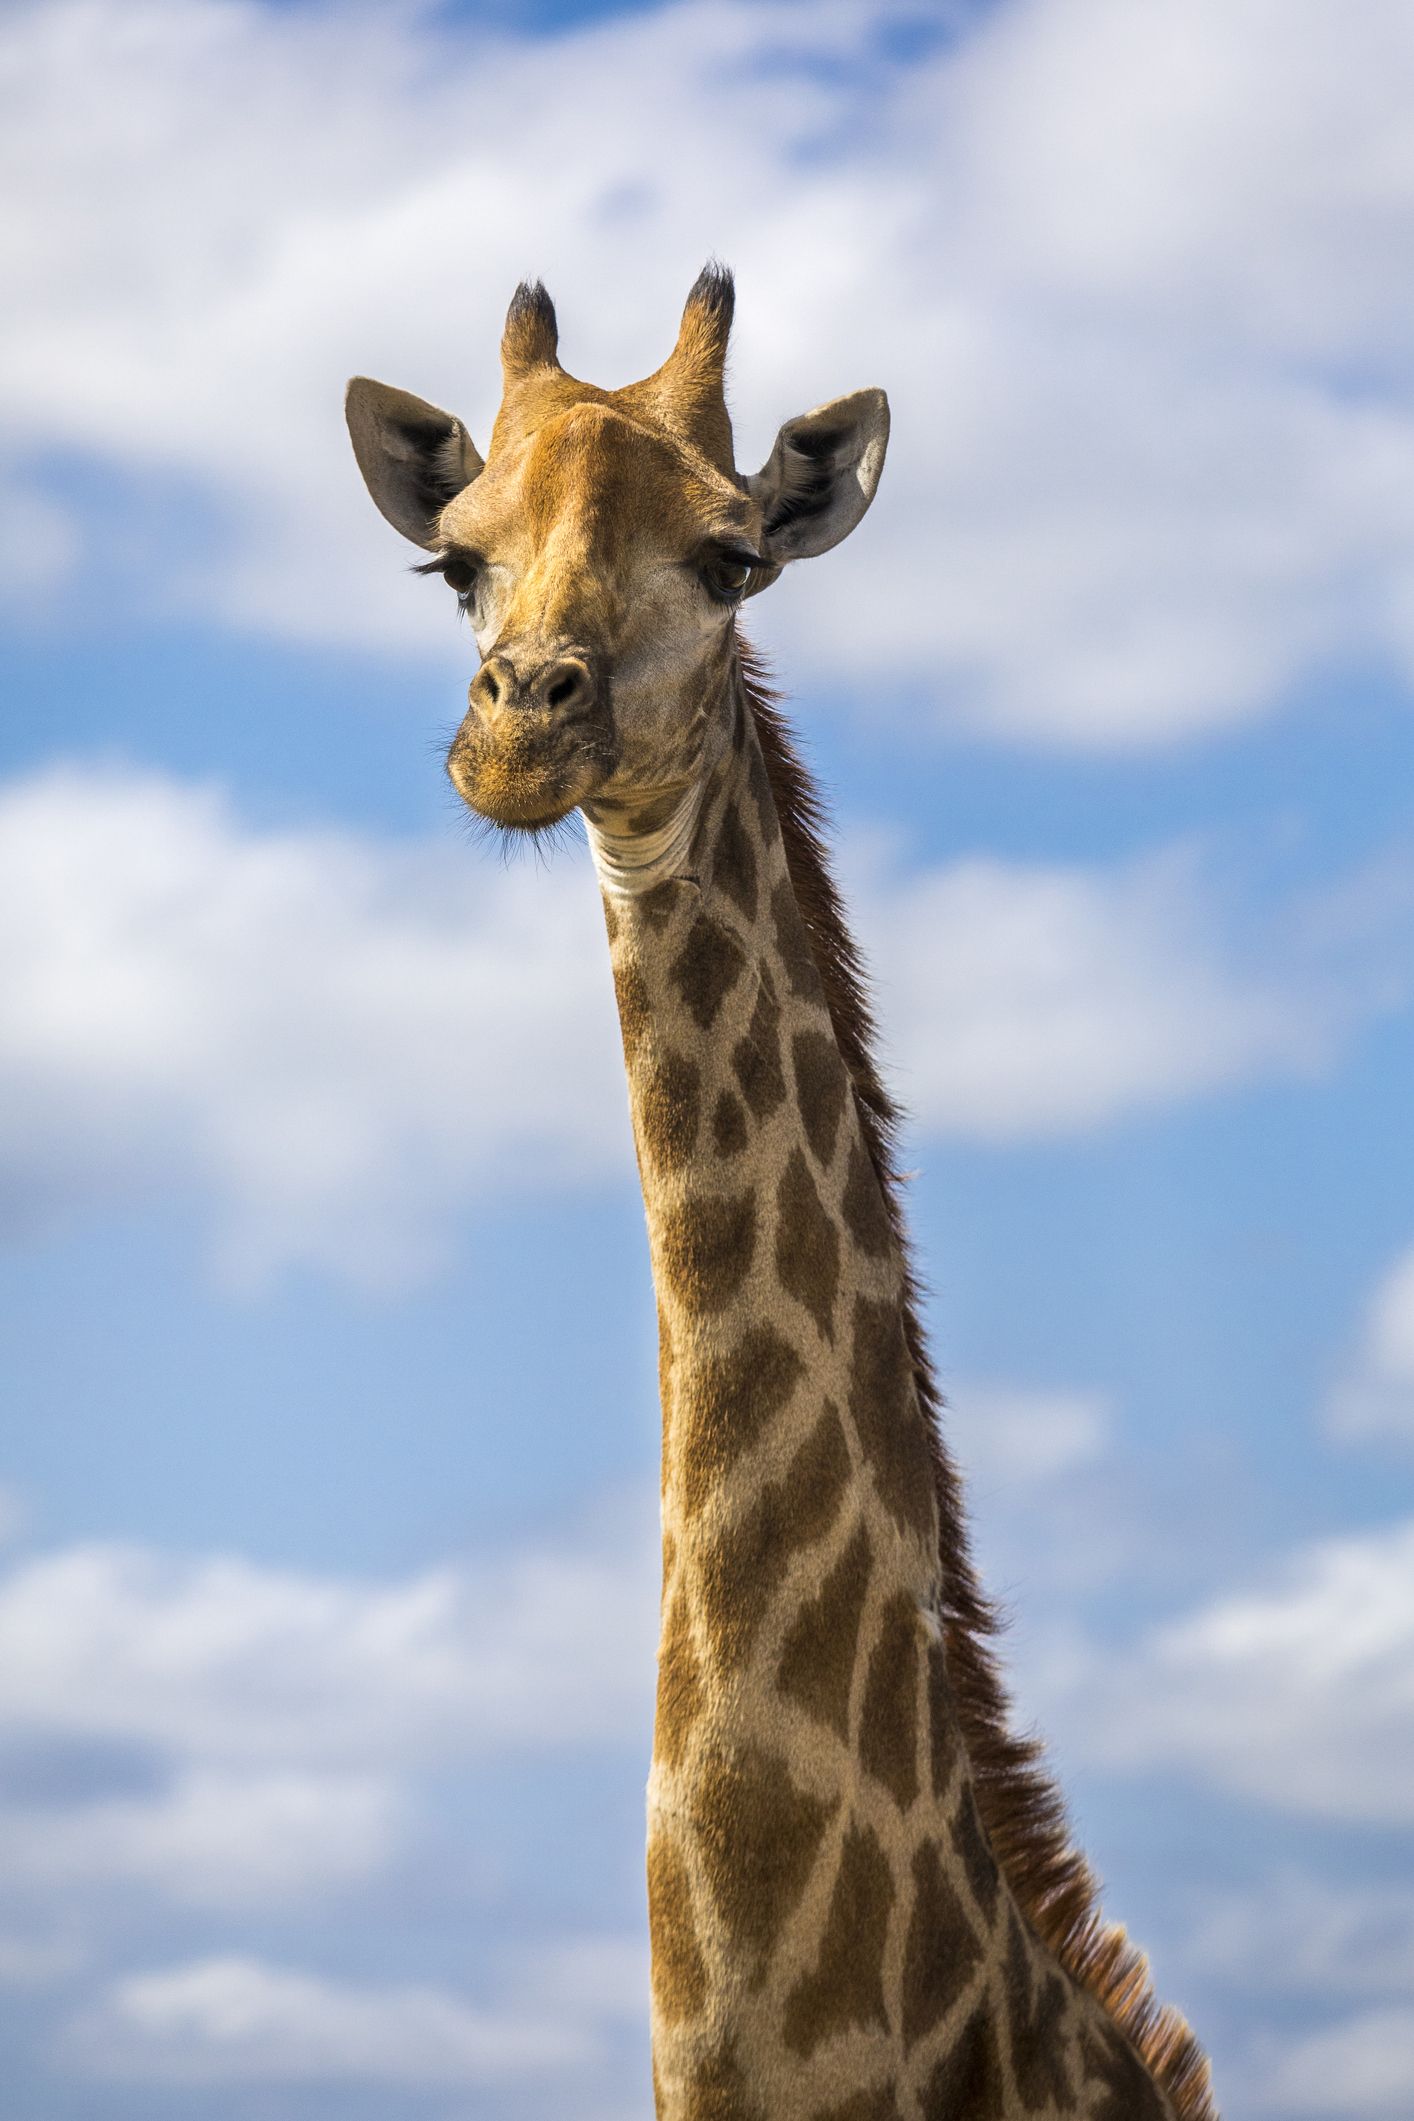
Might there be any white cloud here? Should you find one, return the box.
[0,1505,657,1779]
[1142,1876,1414,2119]
[2,764,1401,1279]
[0,1495,660,2105]
[0,760,627,1284]
[941,1381,1111,1485]
[528,1937,650,2027]
[1183,1874,1414,1998]
[4,0,1414,745]
[1051,1516,1414,1824]
[934,1379,1147,1606]
[68,1952,608,2085]
[863,845,1359,1140]
[0,1769,400,1910]
[1260,2009,1414,2116]
[0,1491,657,1953]
[1328,1246,1414,1446]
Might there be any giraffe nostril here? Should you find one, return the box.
[534,658,592,714]
[470,655,518,715]
[534,657,593,716]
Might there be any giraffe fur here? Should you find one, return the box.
[345,266,1218,2121]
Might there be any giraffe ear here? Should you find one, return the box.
[747,389,889,566]
[345,377,484,550]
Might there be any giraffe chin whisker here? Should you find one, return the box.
[453,806,585,872]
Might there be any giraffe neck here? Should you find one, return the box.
[599,663,1185,2120]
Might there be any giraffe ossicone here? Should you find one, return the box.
[346,266,1218,2121]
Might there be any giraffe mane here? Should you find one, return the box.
[739,640,1217,2121]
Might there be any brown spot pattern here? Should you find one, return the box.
[793,1028,847,1167]
[926,1643,960,1801]
[858,1594,922,1810]
[901,1839,984,2053]
[811,2091,906,2121]
[842,1136,893,1260]
[671,915,745,1030]
[777,1522,872,1739]
[746,741,776,841]
[639,880,679,931]
[660,1188,756,1316]
[613,957,650,1059]
[919,2005,1005,2120]
[688,1745,836,1981]
[776,1147,840,1339]
[630,794,680,834]
[731,977,786,1120]
[637,1049,701,1171]
[784,1399,852,1545]
[951,1783,999,1923]
[1004,1910,1073,2111]
[714,798,758,921]
[1083,2025,1171,2121]
[655,1588,703,1769]
[782,1820,894,2057]
[647,1832,706,2024]
[695,1401,851,1671]
[695,1504,775,1672]
[848,1296,937,1541]
[683,2039,767,2121]
[771,876,820,999]
[675,1325,804,1517]
[711,1087,749,1158]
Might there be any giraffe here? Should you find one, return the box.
[345,267,1218,2121]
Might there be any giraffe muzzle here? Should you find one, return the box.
[447,649,614,827]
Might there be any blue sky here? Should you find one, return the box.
[3,0,1414,2114]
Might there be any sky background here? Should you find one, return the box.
[3,1,1414,2115]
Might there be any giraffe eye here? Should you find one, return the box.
[441,556,479,597]
[700,549,756,605]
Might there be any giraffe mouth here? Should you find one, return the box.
[446,703,616,829]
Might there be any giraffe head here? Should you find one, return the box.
[346,267,888,829]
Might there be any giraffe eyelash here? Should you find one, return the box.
[412,550,482,601]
